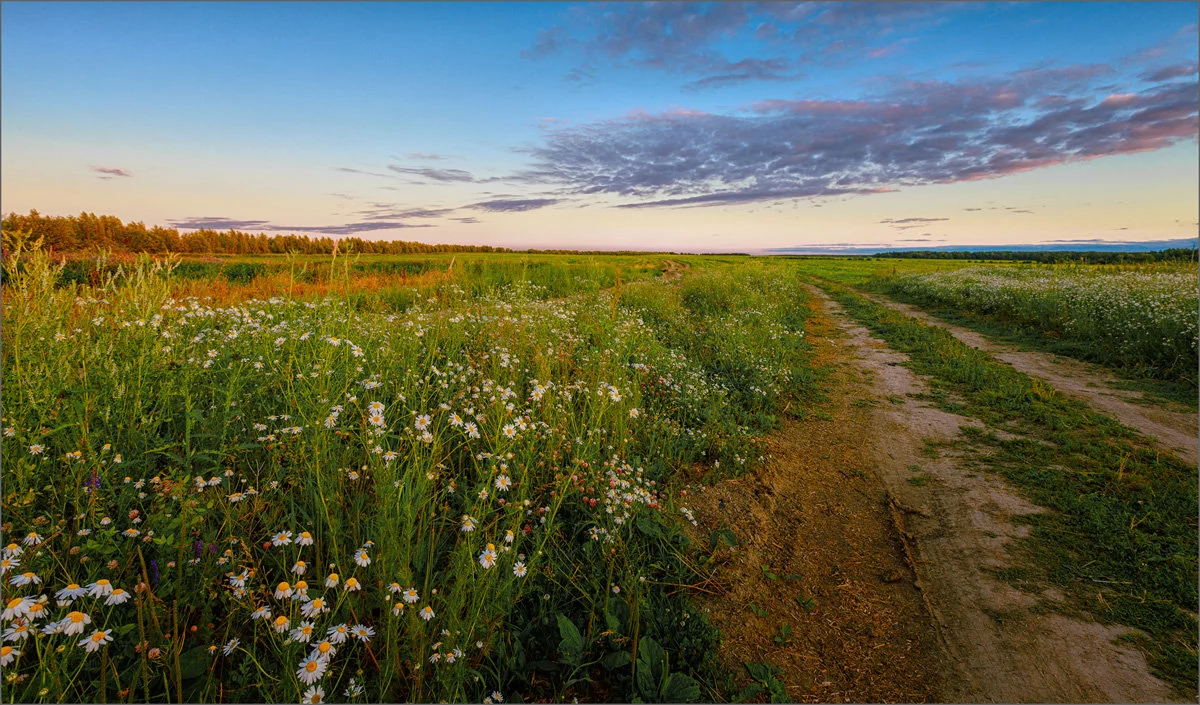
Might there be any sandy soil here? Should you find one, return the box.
[689,285,1181,703]
[866,294,1198,467]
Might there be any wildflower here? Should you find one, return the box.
[123,528,141,538]
[460,515,477,532]
[491,691,505,703]
[9,572,39,587]
[612,585,620,594]
[301,597,328,618]
[296,656,327,685]
[513,562,527,578]
[61,611,91,636]
[227,492,245,503]
[251,606,271,620]
[353,549,370,567]
[104,589,131,606]
[302,685,325,704]
[223,638,240,656]
[502,425,516,439]
[80,629,113,653]
[344,678,364,698]
[0,646,17,667]
[28,445,44,456]
[466,423,480,439]
[326,624,350,644]
[310,639,336,661]
[449,413,463,427]
[273,615,290,633]
[2,545,22,559]
[3,622,31,642]
[387,581,400,594]
[293,581,309,598]
[392,602,405,616]
[275,582,293,600]
[351,624,374,643]
[325,574,339,588]
[494,475,512,492]
[229,571,249,589]
[479,544,498,569]
[291,561,307,575]
[402,587,419,604]
[414,415,431,431]
[4,597,34,621]
[289,621,316,643]
[344,577,361,592]
[86,579,114,597]
[271,531,294,547]
[419,606,435,621]
[0,558,18,576]
[21,532,42,547]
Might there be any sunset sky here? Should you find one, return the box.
[2,2,1197,253]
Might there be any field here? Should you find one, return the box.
[1,237,1196,702]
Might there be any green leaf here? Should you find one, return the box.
[636,637,668,701]
[601,651,632,671]
[709,528,738,551]
[662,672,701,702]
[178,645,212,680]
[556,614,584,667]
[734,683,764,703]
[636,516,663,538]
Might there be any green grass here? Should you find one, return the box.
[811,277,1198,697]
[0,238,817,703]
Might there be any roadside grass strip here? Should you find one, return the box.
[812,278,1198,697]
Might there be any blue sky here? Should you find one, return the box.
[2,2,1197,252]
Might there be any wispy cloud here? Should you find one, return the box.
[515,64,1197,208]
[168,216,434,235]
[469,198,560,213]
[91,166,133,179]
[403,152,456,161]
[524,2,963,89]
[387,165,476,182]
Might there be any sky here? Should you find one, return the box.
[2,1,1197,253]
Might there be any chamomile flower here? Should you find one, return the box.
[513,562,528,578]
[387,581,401,594]
[104,589,131,606]
[0,558,19,575]
[504,529,515,544]
[21,532,42,547]
[494,475,512,492]
[273,615,291,633]
[414,415,431,431]
[309,639,337,662]
[325,574,339,588]
[302,685,325,704]
[275,582,293,600]
[402,587,419,604]
[301,597,328,618]
[392,602,405,616]
[343,577,361,592]
[291,560,308,575]
[223,638,240,656]
[353,549,370,567]
[79,629,113,653]
[86,579,114,597]
[251,606,272,620]
[0,645,18,667]
[326,624,350,644]
[296,656,327,685]
[3,622,31,642]
[460,515,477,532]
[293,580,309,598]
[350,624,374,643]
[9,572,39,587]
[3,597,33,621]
[419,606,435,621]
[297,531,314,546]
[60,611,91,636]
[479,544,498,569]
[289,621,316,644]
[271,531,294,547]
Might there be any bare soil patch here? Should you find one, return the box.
[865,293,1198,467]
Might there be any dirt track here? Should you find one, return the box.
[693,285,1181,703]
[865,293,1198,466]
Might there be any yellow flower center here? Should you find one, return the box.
[302,625,312,635]
[5,598,21,610]
[301,532,311,540]
[91,633,104,642]
[295,581,308,590]
[346,578,358,587]
[275,616,288,627]
[96,579,110,587]
[317,641,331,653]
[28,603,44,613]
[69,612,85,623]
[277,582,290,592]
[0,646,11,657]
[66,583,80,590]
[311,599,323,609]
[305,661,319,673]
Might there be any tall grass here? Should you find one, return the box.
[0,239,813,703]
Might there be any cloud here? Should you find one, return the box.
[516,65,1198,208]
[354,205,456,221]
[469,198,561,213]
[334,167,396,179]
[1141,62,1200,83]
[168,216,433,235]
[524,2,962,89]
[452,217,482,224]
[387,165,476,182]
[403,152,456,160]
[880,217,949,224]
[91,166,133,178]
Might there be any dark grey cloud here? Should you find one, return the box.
[470,198,561,212]
[387,165,476,182]
[516,66,1198,208]
[452,217,482,224]
[354,205,456,221]
[1140,62,1199,83]
[880,217,950,224]
[91,166,133,178]
[524,2,963,89]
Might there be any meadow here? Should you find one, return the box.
[0,235,815,703]
[2,234,1197,702]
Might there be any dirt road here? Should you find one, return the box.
[692,285,1181,703]
[865,293,1198,467]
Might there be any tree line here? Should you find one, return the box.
[1,210,511,255]
[871,248,1198,264]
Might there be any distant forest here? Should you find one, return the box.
[1,210,510,255]
[872,248,1198,264]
